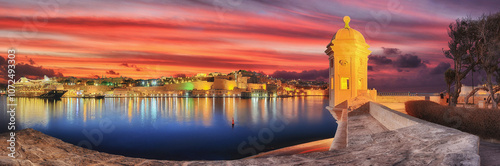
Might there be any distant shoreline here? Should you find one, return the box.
[8,95,328,99]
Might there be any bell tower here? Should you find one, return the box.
[325,16,372,109]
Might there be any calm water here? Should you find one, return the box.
[0,96,336,160]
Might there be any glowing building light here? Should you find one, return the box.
[341,77,349,90]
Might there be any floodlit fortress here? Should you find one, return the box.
[13,70,328,98]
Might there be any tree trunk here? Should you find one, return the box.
[450,81,459,107]
[486,73,498,109]
[450,85,451,106]
[447,85,451,96]
[450,60,463,107]
[465,87,490,104]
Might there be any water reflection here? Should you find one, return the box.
[13,96,331,130]
[4,96,336,160]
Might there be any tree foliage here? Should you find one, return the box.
[444,12,500,108]
[444,17,480,106]
[477,13,500,109]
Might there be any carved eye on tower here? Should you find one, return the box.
[339,60,348,66]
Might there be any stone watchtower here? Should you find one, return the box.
[325,16,376,150]
[325,16,374,109]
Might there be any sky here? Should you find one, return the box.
[0,0,499,92]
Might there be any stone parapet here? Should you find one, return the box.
[0,101,480,165]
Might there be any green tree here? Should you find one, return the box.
[86,80,94,86]
[122,78,134,87]
[101,81,109,86]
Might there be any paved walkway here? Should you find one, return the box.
[378,102,406,114]
[382,102,500,166]
[479,140,500,166]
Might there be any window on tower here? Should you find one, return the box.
[341,77,349,90]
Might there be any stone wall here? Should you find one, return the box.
[376,96,425,103]
[0,101,481,165]
[376,95,444,104]
[368,102,420,130]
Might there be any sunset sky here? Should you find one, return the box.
[0,0,499,92]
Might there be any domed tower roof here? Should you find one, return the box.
[337,17,364,38]
[332,16,369,48]
[326,16,371,56]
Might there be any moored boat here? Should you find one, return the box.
[39,90,67,98]
[14,76,67,99]
[82,94,105,99]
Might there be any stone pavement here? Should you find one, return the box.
[479,140,500,166]
[381,102,500,166]
[0,104,480,166]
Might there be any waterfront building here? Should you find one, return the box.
[235,72,249,89]
[247,83,266,91]
[106,88,139,97]
[213,76,237,90]
[251,89,268,97]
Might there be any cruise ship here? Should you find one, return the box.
[14,76,67,98]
